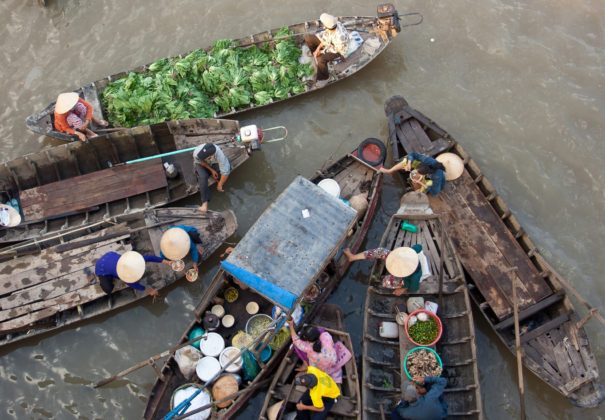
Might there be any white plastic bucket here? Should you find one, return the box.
[219,347,243,373]
[196,356,221,383]
[199,332,225,357]
[317,179,341,198]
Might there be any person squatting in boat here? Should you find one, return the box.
[391,376,448,420]
[159,225,204,277]
[288,319,352,384]
[344,245,430,296]
[54,92,108,141]
[303,13,350,86]
[94,251,170,297]
[192,142,231,213]
[294,365,342,420]
[380,152,465,195]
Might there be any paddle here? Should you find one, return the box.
[509,267,526,420]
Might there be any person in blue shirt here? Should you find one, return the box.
[380,152,447,196]
[160,225,204,274]
[392,376,448,420]
[95,250,170,297]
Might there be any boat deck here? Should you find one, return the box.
[362,213,482,419]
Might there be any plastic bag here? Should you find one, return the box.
[241,349,260,382]
[175,345,202,379]
[406,297,425,313]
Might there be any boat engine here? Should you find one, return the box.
[238,124,264,151]
[377,3,401,35]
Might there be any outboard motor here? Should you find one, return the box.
[377,3,401,35]
[239,124,264,151]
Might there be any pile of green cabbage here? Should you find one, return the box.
[101,28,314,127]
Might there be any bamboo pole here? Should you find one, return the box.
[509,267,526,420]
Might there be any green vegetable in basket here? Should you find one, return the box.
[408,317,439,344]
[269,327,290,350]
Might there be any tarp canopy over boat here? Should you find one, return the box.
[222,176,356,310]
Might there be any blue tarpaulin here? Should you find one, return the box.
[221,260,298,310]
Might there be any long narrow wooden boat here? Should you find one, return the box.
[259,303,361,420]
[0,207,237,349]
[385,95,604,407]
[0,118,250,246]
[26,4,402,141]
[362,192,482,418]
[143,149,383,418]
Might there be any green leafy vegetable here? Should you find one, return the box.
[101,29,313,127]
[408,317,439,345]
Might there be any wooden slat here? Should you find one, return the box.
[20,159,167,221]
[494,291,565,330]
[0,244,131,310]
[0,239,129,295]
[521,314,570,344]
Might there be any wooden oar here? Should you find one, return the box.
[93,333,208,388]
[509,267,526,420]
[54,218,180,253]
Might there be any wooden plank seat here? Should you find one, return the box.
[19,158,167,222]
[520,314,570,344]
[394,109,451,157]
[494,290,565,331]
[430,171,553,320]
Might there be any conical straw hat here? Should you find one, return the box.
[436,152,464,181]
[0,204,21,227]
[320,13,337,29]
[160,227,190,260]
[55,92,80,114]
[386,247,419,277]
[116,251,146,283]
[267,400,285,420]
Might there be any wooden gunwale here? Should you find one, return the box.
[0,118,248,247]
[0,207,237,348]
[385,97,604,407]
[258,304,361,420]
[143,150,382,419]
[361,208,483,418]
[26,9,401,141]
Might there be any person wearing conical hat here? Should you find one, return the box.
[54,92,109,141]
[303,13,351,85]
[160,225,205,275]
[344,244,425,296]
[380,152,463,196]
[94,250,170,297]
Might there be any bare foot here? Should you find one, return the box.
[198,202,208,214]
[343,248,354,262]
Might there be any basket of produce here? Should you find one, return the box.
[404,309,443,346]
[403,346,443,380]
[246,314,273,339]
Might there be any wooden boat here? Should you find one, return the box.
[385,95,604,407]
[362,192,482,418]
[0,118,250,247]
[259,303,361,420]
[0,207,237,348]
[144,149,383,419]
[26,4,402,141]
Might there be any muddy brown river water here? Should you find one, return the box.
[1,0,604,418]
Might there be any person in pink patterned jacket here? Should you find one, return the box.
[288,319,345,383]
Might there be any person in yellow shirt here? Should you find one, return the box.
[294,365,341,419]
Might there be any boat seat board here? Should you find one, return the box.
[19,159,167,222]
[395,118,451,158]
[494,290,565,330]
[0,237,130,295]
[276,386,357,416]
[0,243,132,310]
[226,176,356,303]
[429,172,552,319]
